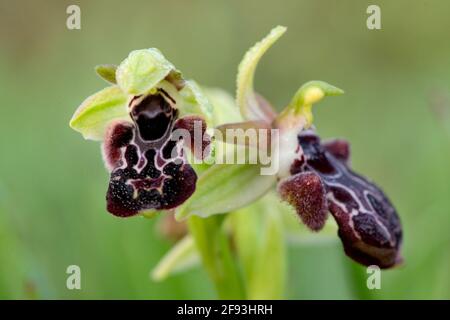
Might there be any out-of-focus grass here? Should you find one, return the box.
[0,0,449,299]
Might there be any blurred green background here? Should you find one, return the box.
[1,0,449,299]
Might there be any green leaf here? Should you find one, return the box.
[116,48,177,95]
[151,236,200,281]
[69,86,130,140]
[175,164,276,220]
[95,64,117,84]
[236,26,286,121]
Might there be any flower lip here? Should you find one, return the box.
[103,90,206,217]
[280,129,403,268]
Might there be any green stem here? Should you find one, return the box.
[230,195,286,299]
[188,215,245,299]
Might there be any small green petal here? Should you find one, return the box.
[69,86,130,140]
[290,80,344,109]
[116,48,177,95]
[95,64,117,84]
[278,80,344,128]
[236,25,287,121]
[151,236,200,281]
[175,164,276,220]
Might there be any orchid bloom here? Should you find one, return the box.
[70,49,212,217]
[69,26,403,291]
[217,26,403,268]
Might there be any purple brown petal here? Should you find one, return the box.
[104,90,201,217]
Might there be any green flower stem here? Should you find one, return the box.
[188,215,245,299]
[230,195,287,299]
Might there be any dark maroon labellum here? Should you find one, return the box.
[102,90,209,217]
[281,129,402,269]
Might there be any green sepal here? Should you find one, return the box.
[116,48,178,95]
[69,86,130,140]
[236,26,286,121]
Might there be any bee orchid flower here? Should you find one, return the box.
[70,49,212,217]
[217,26,403,269]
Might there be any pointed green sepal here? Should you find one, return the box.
[236,26,287,121]
[69,86,130,140]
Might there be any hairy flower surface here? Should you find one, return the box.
[279,130,403,268]
[104,92,209,217]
